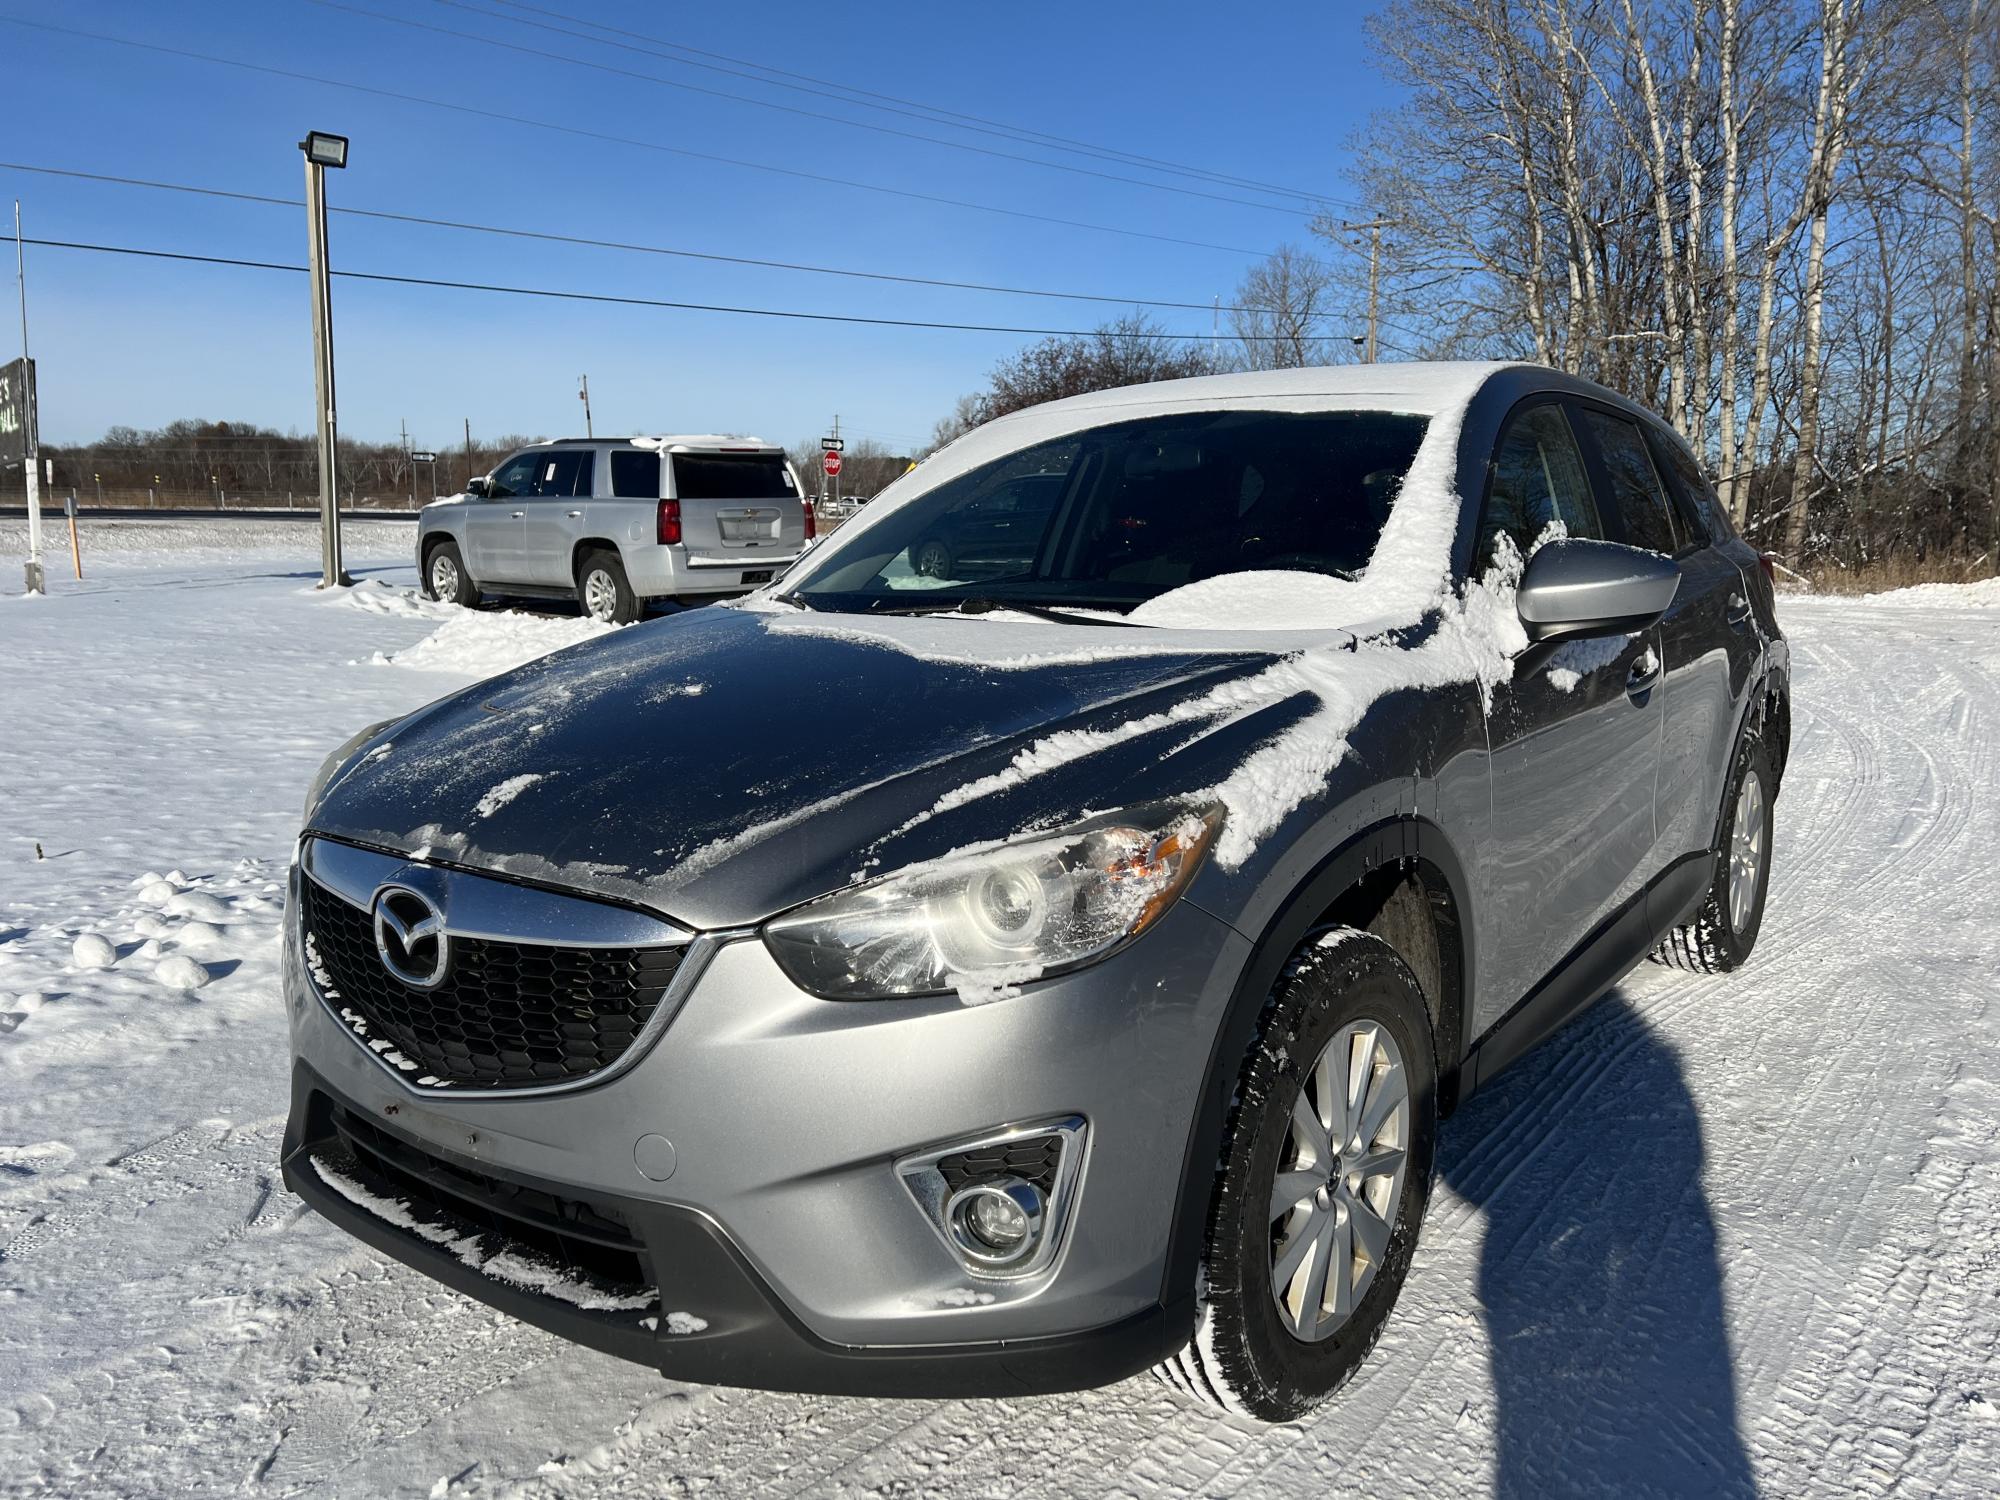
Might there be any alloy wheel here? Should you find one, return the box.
[1268,1018,1410,1342]
[1728,770,1765,934]
[430,553,459,600]
[583,568,619,622]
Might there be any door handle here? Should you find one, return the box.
[1726,591,1752,626]
[509,510,525,519]
[566,509,583,518]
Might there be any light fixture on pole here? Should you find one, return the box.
[300,130,350,587]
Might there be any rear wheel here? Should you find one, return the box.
[913,538,953,578]
[1652,734,1775,973]
[423,539,480,607]
[1160,929,1437,1422]
[577,550,640,625]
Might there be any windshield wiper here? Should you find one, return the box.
[956,597,1130,627]
[865,596,1132,627]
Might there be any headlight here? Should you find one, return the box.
[763,802,1223,1002]
[303,717,398,826]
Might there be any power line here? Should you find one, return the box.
[0,161,1271,315]
[3,164,1443,345]
[471,0,1351,210]
[0,16,1270,259]
[18,236,1333,340]
[311,0,1320,218]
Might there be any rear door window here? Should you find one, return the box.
[531,450,592,498]
[1647,429,1732,546]
[1578,408,1681,555]
[610,450,661,498]
[1480,402,1603,569]
[672,454,796,500]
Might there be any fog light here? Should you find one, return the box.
[945,1177,1045,1267]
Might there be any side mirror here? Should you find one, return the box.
[1517,538,1680,643]
[466,476,491,498]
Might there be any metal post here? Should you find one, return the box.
[579,374,592,438]
[15,200,42,594]
[302,147,345,587]
[464,417,473,493]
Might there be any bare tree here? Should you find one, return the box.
[1229,244,1349,369]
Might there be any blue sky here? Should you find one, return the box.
[3,2,1395,452]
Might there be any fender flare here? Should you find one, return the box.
[1160,814,1476,1306]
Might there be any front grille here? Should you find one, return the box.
[937,1133,1063,1197]
[325,1100,655,1302]
[300,876,684,1089]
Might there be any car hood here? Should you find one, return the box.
[306,605,1316,928]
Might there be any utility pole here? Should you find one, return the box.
[401,418,415,509]
[15,200,41,595]
[1329,217,1393,364]
[1366,222,1382,363]
[578,374,592,438]
[464,416,473,492]
[833,413,841,509]
[299,131,350,588]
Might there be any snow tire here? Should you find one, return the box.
[1157,928,1437,1423]
[1650,732,1775,974]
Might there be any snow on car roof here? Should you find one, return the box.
[530,435,781,452]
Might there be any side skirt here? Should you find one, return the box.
[1461,852,1709,1098]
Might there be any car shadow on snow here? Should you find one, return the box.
[1436,987,1756,1497]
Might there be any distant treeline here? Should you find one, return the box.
[31,420,537,506]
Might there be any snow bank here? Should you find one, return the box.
[368,606,618,677]
[1849,577,2000,609]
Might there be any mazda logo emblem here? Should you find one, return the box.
[372,885,449,989]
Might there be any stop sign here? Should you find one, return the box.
[823,449,842,478]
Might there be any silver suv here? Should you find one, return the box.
[289,364,1788,1421]
[418,436,812,623]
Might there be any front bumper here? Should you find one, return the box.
[281,847,1252,1392]
[281,1065,1189,1395]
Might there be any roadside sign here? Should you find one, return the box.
[823,449,842,478]
[410,450,437,463]
[0,357,33,450]
[820,436,844,452]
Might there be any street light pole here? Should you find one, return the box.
[300,131,350,588]
[578,374,592,438]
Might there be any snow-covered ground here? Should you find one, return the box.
[1,524,1996,1498]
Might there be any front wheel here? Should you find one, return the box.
[1160,929,1437,1422]
[424,540,481,607]
[577,550,641,625]
[1651,734,1775,973]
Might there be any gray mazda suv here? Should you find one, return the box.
[283,362,1788,1421]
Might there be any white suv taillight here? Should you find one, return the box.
[657,498,682,546]
[803,497,817,541]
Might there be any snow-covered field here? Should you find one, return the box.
[1,522,1995,1498]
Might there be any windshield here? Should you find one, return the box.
[790,409,1429,615]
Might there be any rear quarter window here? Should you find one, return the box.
[611,450,661,498]
[672,454,795,500]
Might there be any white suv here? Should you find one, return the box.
[419,436,813,623]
